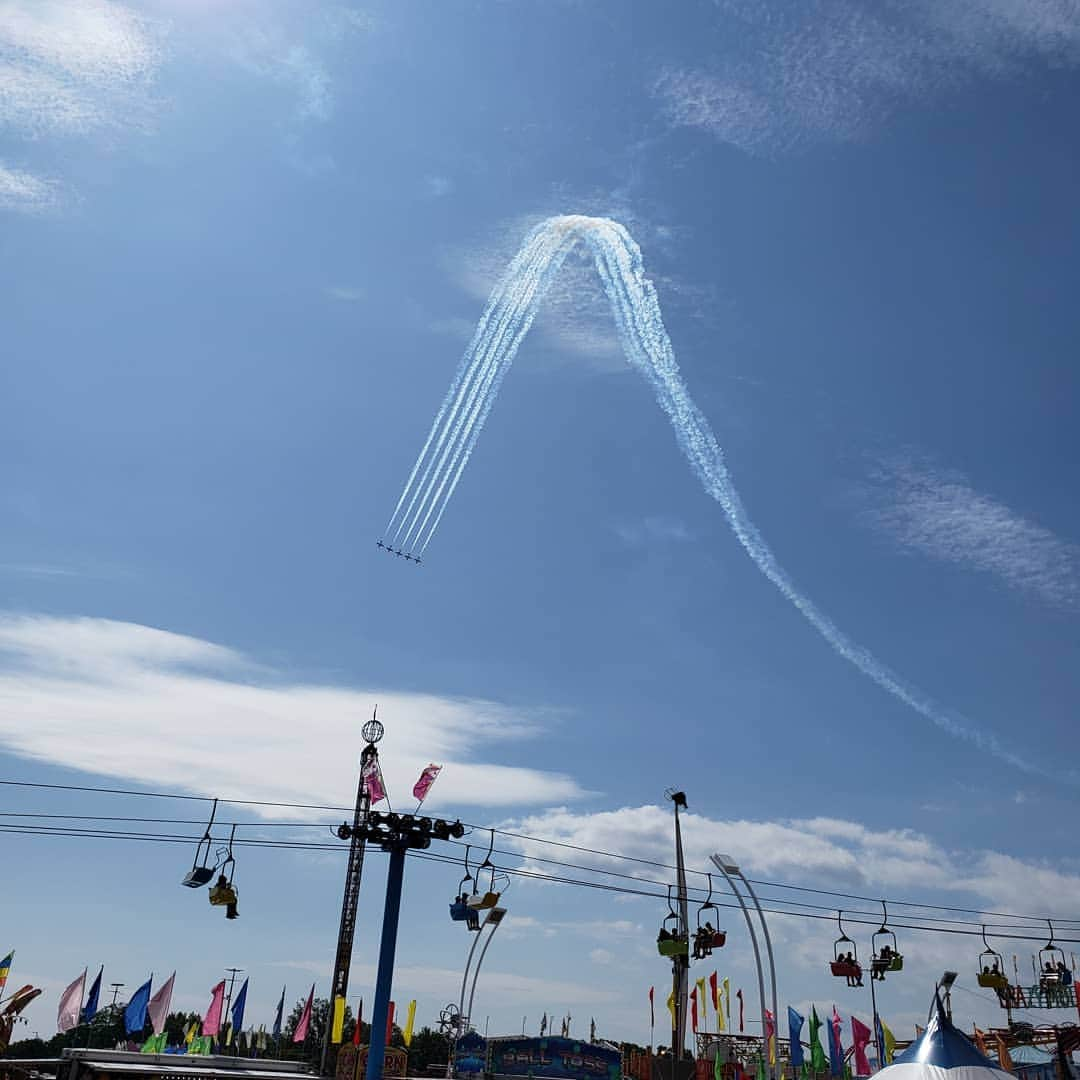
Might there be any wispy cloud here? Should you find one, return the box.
[326,285,366,302]
[614,516,693,548]
[655,0,1080,153]
[0,0,160,136]
[0,613,585,811]
[0,162,59,211]
[861,456,1080,611]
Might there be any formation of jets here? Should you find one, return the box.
[376,540,422,564]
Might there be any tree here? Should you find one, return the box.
[406,1027,450,1072]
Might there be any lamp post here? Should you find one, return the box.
[447,907,506,1078]
[466,908,507,1032]
[711,855,779,1080]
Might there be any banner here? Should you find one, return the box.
[403,1000,417,1048]
[57,970,86,1033]
[696,978,707,1030]
[353,998,363,1047]
[363,756,386,804]
[294,985,315,1043]
[230,979,249,1037]
[273,986,286,1039]
[412,765,442,805]
[809,1007,828,1074]
[332,996,345,1044]
[850,1016,871,1077]
[649,987,654,1033]
[788,1007,805,1070]
[0,952,12,996]
[203,980,226,1037]
[83,967,103,1024]
[765,1010,776,1066]
[827,1007,843,1077]
[148,973,175,1035]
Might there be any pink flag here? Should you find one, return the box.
[293,985,315,1043]
[850,1016,872,1077]
[412,764,442,805]
[57,969,86,1033]
[832,1005,843,1060]
[202,980,226,1037]
[147,972,175,1035]
[362,757,386,805]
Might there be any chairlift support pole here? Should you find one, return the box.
[668,791,691,1073]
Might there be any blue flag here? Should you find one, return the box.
[231,979,249,1035]
[272,985,286,1038]
[125,977,153,1034]
[83,967,103,1023]
[788,1007,805,1069]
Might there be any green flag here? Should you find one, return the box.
[809,1008,829,1073]
[757,1057,768,1080]
[715,1051,723,1080]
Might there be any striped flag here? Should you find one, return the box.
[0,952,13,996]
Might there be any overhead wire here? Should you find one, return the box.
[3,777,1079,930]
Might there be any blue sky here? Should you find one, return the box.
[3,0,1080,1050]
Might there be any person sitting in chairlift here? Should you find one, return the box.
[209,873,239,920]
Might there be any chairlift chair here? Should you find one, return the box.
[208,825,239,919]
[693,874,726,958]
[870,903,904,979]
[830,911,863,984]
[466,831,503,910]
[1039,921,1068,987]
[182,799,219,887]
[658,885,690,958]
[977,926,1010,990]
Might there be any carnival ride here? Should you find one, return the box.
[830,911,864,986]
[870,904,904,981]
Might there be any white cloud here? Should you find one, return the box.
[503,803,1080,919]
[0,613,585,811]
[0,161,59,211]
[655,0,1080,153]
[861,456,1079,611]
[0,0,160,136]
[326,285,366,302]
[588,947,613,965]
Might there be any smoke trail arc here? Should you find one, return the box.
[386,215,1036,773]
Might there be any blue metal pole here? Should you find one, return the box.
[365,844,407,1080]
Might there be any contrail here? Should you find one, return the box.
[386,215,1040,773]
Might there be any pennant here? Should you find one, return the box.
[788,1007,805,1070]
[996,1036,1014,1072]
[125,976,153,1035]
[723,978,730,1030]
[827,1007,843,1077]
[756,1056,767,1080]
[696,978,708,1030]
[141,1032,168,1054]
[649,987,655,1031]
[332,996,346,1045]
[709,973,718,1013]
[403,1000,417,1048]
[231,979,249,1037]
[878,1018,896,1065]
[386,1000,395,1045]
[203,980,226,1037]
[272,986,286,1039]
[765,1009,776,1066]
[736,988,744,1033]
[57,969,86,1033]
[184,1022,197,1045]
[293,985,315,1043]
[690,987,699,1034]
[412,764,442,805]
[148,973,175,1035]
[809,1007,828,1073]
[83,967,103,1024]
[353,998,363,1047]
[850,1016,871,1077]
[666,990,676,1027]
[363,757,386,805]
[0,952,12,996]
[715,1047,724,1080]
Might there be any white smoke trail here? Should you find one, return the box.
[390,215,1041,773]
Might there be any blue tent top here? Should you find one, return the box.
[893,1000,1000,1070]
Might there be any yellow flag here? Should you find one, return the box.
[403,1000,417,1048]
[695,979,707,1030]
[331,995,346,1044]
[723,978,731,1024]
[184,1022,196,1045]
[716,988,726,1033]
[666,990,676,1026]
[881,1020,896,1064]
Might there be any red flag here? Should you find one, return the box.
[386,1001,395,1044]
[412,764,442,805]
[709,972,718,1013]
[293,985,314,1043]
[203,980,226,1038]
[850,1016,872,1077]
[649,987,654,1030]
[690,987,698,1034]
[736,989,744,1032]
[353,999,363,1047]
